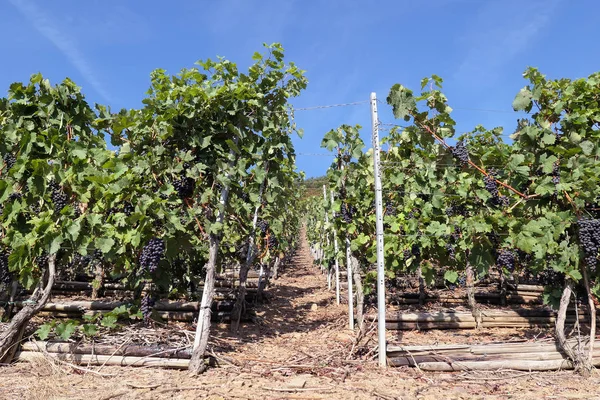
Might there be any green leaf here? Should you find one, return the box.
[50,236,64,254]
[444,270,458,284]
[95,237,115,254]
[100,314,118,328]
[82,324,98,337]
[55,321,79,340]
[512,88,532,111]
[580,140,594,155]
[35,323,54,340]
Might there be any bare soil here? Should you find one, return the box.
[2,230,600,400]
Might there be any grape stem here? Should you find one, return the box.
[416,120,532,199]
[184,198,207,238]
[563,190,580,215]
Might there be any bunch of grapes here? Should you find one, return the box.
[140,294,156,321]
[451,226,461,242]
[538,267,565,286]
[257,220,269,235]
[36,252,49,269]
[483,173,499,198]
[457,274,466,287]
[497,249,517,273]
[384,201,395,217]
[446,243,456,260]
[450,141,469,165]
[49,180,69,214]
[406,210,416,220]
[341,203,355,223]
[2,153,16,171]
[106,202,135,219]
[0,249,11,285]
[267,235,278,250]
[494,195,510,207]
[577,217,600,271]
[8,192,22,202]
[122,202,134,216]
[173,176,195,199]
[445,203,466,217]
[551,163,560,185]
[139,238,165,273]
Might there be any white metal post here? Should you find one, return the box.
[323,185,331,289]
[370,92,386,368]
[331,190,341,306]
[346,236,354,330]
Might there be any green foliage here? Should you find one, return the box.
[2,43,307,331]
[306,68,600,304]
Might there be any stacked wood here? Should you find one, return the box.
[367,309,599,330]
[13,299,254,323]
[385,287,544,306]
[387,339,600,371]
[49,280,260,293]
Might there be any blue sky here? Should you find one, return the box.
[1,0,599,177]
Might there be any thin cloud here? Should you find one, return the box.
[454,0,560,84]
[8,0,112,102]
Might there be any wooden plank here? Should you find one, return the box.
[386,321,477,330]
[16,351,190,369]
[416,359,576,371]
[21,341,192,359]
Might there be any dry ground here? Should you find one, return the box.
[2,230,600,399]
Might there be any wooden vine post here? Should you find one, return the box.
[231,171,268,333]
[189,145,237,374]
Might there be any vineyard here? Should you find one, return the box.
[305,71,600,378]
[2,42,600,398]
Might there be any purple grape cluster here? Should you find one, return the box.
[36,251,49,269]
[483,174,499,198]
[140,294,156,321]
[49,180,68,214]
[3,153,16,171]
[484,171,510,207]
[445,203,466,217]
[537,266,565,286]
[578,217,600,271]
[122,202,134,216]
[257,220,269,235]
[139,238,165,272]
[450,141,469,165]
[341,203,357,222]
[451,226,461,242]
[446,243,456,260]
[497,249,517,273]
[267,235,278,250]
[383,201,395,217]
[551,163,560,185]
[173,176,194,199]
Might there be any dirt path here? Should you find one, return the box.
[2,228,600,399]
